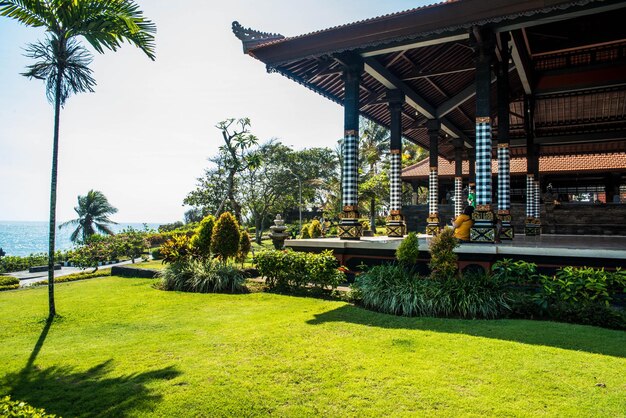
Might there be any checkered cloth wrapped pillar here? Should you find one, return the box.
[526,174,534,217]
[475,120,492,206]
[389,151,402,211]
[454,177,463,217]
[534,180,540,220]
[429,169,438,215]
[497,144,510,212]
[342,133,358,207]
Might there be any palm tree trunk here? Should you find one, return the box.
[370,197,376,234]
[47,70,63,318]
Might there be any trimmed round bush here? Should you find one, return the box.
[309,219,322,238]
[300,224,311,239]
[396,232,420,265]
[237,231,252,264]
[0,275,19,291]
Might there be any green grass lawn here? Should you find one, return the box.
[1,277,624,417]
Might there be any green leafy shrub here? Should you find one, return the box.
[353,264,510,318]
[0,275,19,291]
[396,232,420,265]
[492,259,538,285]
[160,260,246,293]
[546,302,626,330]
[31,269,111,286]
[151,247,163,260]
[428,228,458,280]
[192,214,216,259]
[114,227,149,263]
[70,240,113,271]
[361,220,371,231]
[237,231,252,265]
[300,223,311,239]
[537,266,625,309]
[160,234,198,264]
[211,212,241,261]
[0,395,56,417]
[309,219,323,238]
[158,221,184,232]
[254,249,344,290]
[0,251,69,273]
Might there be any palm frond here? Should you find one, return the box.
[69,225,82,243]
[0,0,54,28]
[22,36,96,105]
[95,223,115,236]
[58,218,80,229]
[63,0,156,60]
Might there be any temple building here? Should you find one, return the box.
[233,0,626,245]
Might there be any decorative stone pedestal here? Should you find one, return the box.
[338,206,362,240]
[497,210,514,240]
[470,205,496,243]
[426,215,440,236]
[386,210,405,237]
[525,217,542,236]
[269,214,289,249]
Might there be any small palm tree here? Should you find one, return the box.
[60,190,118,244]
[1,0,156,317]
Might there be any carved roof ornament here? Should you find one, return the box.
[232,21,285,54]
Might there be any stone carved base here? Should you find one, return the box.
[386,213,405,237]
[426,215,440,236]
[525,217,541,236]
[471,206,496,243]
[339,207,361,240]
[497,212,514,240]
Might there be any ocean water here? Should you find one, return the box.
[0,221,162,257]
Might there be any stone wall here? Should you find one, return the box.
[403,203,626,235]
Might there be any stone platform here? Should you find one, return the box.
[285,234,626,272]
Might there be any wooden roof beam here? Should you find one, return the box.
[361,33,469,57]
[362,56,472,148]
[436,64,514,119]
[510,130,626,147]
[510,30,533,95]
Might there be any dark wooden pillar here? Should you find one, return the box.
[338,55,363,240]
[426,119,441,235]
[496,33,513,239]
[470,27,497,243]
[386,89,406,237]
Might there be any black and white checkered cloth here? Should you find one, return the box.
[526,174,534,218]
[454,177,463,217]
[534,180,540,219]
[342,134,358,206]
[429,169,438,215]
[475,122,492,206]
[389,152,401,211]
[497,145,510,212]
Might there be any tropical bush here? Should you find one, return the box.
[70,240,113,271]
[158,221,184,232]
[0,395,56,417]
[492,259,538,285]
[254,249,344,290]
[0,251,69,273]
[32,269,112,287]
[237,231,252,265]
[211,212,241,261]
[396,232,420,266]
[308,219,322,238]
[160,234,198,264]
[192,214,215,259]
[353,264,510,319]
[151,247,163,260]
[428,228,458,280]
[300,224,311,239]
[114,227,149,263]
[160,260,246,293]
[0,276,19,291]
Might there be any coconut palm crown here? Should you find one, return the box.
[60,190,119,244]
[1,0,156,317]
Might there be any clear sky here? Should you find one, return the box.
[0,0,428,224]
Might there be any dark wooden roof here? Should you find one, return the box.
[234,0,626,160]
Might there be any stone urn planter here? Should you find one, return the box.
[269,214,290,250]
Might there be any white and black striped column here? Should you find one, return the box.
[386,90,406,237]
[453,138,463,218]
[496,35,513,240]
[426,119,441,235]
[338,56,363,240]
[470,27,497,243]
[524,95,541,236]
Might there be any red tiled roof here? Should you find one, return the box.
[402,153,626,179]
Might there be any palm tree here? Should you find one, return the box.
[0,0,156,317]
[359,119,390,230]
[60,190,118,244]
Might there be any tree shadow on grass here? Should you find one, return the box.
[306,304,626,358]
[4,317,181,417]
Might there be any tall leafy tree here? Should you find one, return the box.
[1,0,156,317]
[60,189,118,244]
[359,119,390,229]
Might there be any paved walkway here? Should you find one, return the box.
[2,259,144,287]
